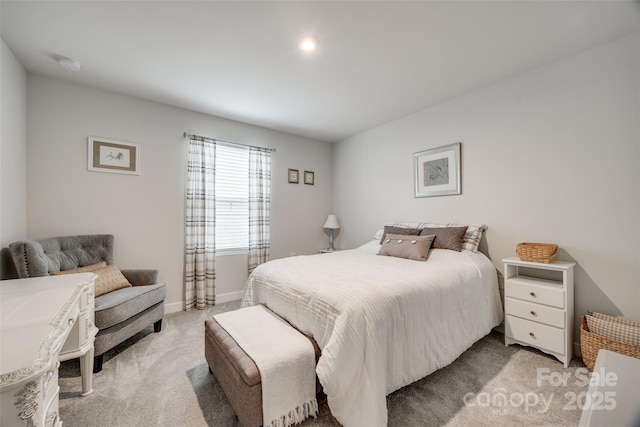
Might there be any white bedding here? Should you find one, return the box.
[241,240,504,427]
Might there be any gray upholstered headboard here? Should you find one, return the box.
[9,235,114,278]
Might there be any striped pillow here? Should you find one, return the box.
[420,226,468,252]
[585,313,640,346]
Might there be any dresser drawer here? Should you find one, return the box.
[60,311,92,355]
[505,278,564,308]
[506,314,565,355]
[505,297,565,328]
[80,285,94,311]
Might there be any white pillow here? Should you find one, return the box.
[374,228,384,240]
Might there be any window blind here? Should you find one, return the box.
[215,143,249,254]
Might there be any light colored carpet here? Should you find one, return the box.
[59,301,588,426]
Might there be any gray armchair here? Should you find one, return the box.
[8,234,166,373]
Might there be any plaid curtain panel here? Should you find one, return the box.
[185,138,216,310]
[248,146,272,274]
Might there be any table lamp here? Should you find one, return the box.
[323,215,340,251]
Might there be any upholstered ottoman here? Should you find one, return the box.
[204,314,320,427]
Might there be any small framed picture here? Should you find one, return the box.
[304,171,315,185]
[414,142,461,197]
[88,137,140,175]
[288,169,299,184]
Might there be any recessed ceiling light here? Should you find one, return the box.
[58,57,81,71]
[299,36,318,52]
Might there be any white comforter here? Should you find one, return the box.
[241,240,504,427]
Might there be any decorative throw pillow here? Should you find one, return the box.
[420,226,468,252]
[379,225,422,245]
[585,314,640,346]
[51,261,107,275]
[91,264,132,297]
[383,222,487,252]
[377,234,436,261]
[423,223,486,252]
[52,262,131,297]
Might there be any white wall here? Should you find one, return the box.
[26,75,333,310]
[334,33,640,336]
[1,39,27,276]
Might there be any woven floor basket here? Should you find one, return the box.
[580,316,640,370]
[516,242,558,263]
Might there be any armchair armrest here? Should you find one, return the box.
[121,269,159,286]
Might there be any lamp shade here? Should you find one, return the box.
[323,214,340,230]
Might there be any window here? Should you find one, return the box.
[215,143,249,254]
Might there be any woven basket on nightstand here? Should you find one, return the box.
[516,242,558,263]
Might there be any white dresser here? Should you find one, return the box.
[0,274,98,427]
[503,257,575,367]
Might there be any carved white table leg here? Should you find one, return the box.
[79,347,94,396]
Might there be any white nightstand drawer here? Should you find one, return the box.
[505,278,564,308]
[506,314,565,355]
[505,297,565,328]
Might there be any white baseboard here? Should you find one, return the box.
[164,301,183,314]
[216,290,244,304]
[164,291,243,314]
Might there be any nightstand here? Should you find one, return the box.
[318,249,340,254]
[503,256,575,367]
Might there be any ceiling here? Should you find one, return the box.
[2,1,640,143]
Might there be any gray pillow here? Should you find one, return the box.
[378,234,436,261]
[379,225,422,245]
[420,226,468,252]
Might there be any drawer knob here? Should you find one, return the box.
[68,318,75,326]
[530,311,537,316]
[529,332,535,337]
[529,292,536,297]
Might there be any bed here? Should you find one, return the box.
[241,225,504,427]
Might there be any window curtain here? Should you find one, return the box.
[184,138,216,310]
[248,146,272,274]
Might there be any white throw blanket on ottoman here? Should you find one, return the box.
[214,305,318,427]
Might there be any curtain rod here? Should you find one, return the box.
[183,132,275,153]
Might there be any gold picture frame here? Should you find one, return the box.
[288,168,299,183]
[88,137,140,175]
[304,171,315,185]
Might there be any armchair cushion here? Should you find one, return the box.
[94,283,166,329]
